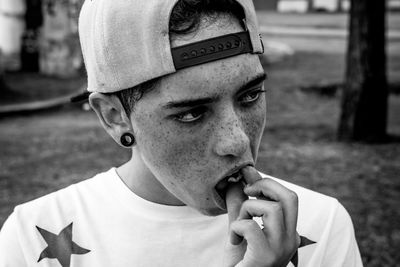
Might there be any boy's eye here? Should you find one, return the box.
[239,88,266,104]
[173,107,206,123]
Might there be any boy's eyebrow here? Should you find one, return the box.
[237,72,267,93]
[163,95,220,109]
[162,72,267,109]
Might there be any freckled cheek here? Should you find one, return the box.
[137,120,210,184]
[161,136,208,178]
[244,101,267,152]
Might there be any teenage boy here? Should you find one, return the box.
[0,0,363,266]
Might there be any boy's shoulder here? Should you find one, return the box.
[257,173,362,266]
[0,169,117,266]
[260,172,352,242]
[13,169,344,223]
[260,172,339,207]
[12,168,117,222]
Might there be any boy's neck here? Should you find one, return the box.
[116,151,185,207]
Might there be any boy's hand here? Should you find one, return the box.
[224,166,300,267]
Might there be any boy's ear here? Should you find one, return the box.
[89,92,132,146]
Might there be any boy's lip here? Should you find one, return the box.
[213,189,227,210]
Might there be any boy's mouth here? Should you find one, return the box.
[215,170,246,201]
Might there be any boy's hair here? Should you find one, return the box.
[111,0,245,115]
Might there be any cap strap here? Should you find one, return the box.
[172,31,258,70]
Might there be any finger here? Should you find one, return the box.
[230,219,268,251]
[241,165,263,185]
[243,178,299,237]
[237,199,285,244]
[226,181,247,245]
[288,232,302,266]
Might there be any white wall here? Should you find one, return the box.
[278,0,308,13]
[277,0,351,13]
[314,0,337,11]
[0,0,25,54]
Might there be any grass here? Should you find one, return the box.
[1,52,399,266]
[258,52,400,266]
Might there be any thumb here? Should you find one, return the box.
[226,181,247,245]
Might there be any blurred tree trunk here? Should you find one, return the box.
[308,0,314,12]
[253,0,279,10]
[338,0,388,142]
[0,58,5,92]
[336,0,344,12]
[0,50,7,92]
[21,0,42,72]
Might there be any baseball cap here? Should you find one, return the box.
[77,0,264,97]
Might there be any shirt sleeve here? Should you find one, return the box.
[0,211,27,266]
[321,202,363,267]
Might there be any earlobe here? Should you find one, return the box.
[120,132,136,147]
[89,92,133,146]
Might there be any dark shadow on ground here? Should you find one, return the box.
[0,71,86,105]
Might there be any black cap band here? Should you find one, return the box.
[172,31,256,70]
[72,31,262,103]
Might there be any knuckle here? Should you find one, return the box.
[244,198,260,209]
[287,237,298,253]
[245,219,259,230]
[258,177,271,186]
[239,199,252,213]
[230,220,239,229]
[287,190,298,204]
[230,221,241,233]
[242,199,252,209]
[283,234,299,254]
[269,202,282,213]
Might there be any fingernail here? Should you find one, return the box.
[242,166,261,184]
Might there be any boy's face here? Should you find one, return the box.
[130,17,266,216]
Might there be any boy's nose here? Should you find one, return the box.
[213,114,250,158]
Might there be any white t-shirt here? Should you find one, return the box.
[0,168,363,267]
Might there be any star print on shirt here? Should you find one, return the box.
[36,222,90,267]
[290,235,316,267]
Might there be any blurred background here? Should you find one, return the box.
[0,0,399,266]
